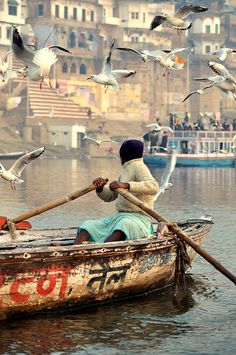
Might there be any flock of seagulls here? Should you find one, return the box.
[0,147,45,190]
[1,4,235,199]
[1,4,234,104]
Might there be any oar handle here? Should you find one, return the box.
[117,188,236,285]
[11,184,97,224]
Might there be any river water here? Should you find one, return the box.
[0,157,235,354]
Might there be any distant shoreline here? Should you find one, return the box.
[0,139,85,159]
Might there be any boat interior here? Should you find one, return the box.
[0,217,213,253]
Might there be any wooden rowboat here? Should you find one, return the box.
[0,218,212,320]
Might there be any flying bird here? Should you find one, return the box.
[150,5,208,31]
[208,61,236,85]
[154,149,177,201]
[83,135,118,146]
[117,47,190,76]
[182,84,215,103]
[146,123,174,133]
[0,147,45,190]
[12,27,71,89]
[193,73,236,100]
[210,47,236,61]
[116,47,171,63]
[0,50,12,82]
[152,47,190,76]
[87,39,136,92]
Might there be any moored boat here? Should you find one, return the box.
[144,130,236,167]
[0,218,212,319]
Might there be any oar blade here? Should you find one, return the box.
[16,220,32,230]
[0,216,7,229]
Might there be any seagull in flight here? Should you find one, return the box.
[0,147,45,190]
[0,49,12,82]
[87,39,136,92]
[182,84,215,103]
[12,27,71,89]
[193,63,236,100]
[154,149,177,201]
[146,123,174,134]
[116,47,171,63]
[152,47,190,76]
[83,135,118,146]
[192,61,236,100]
[117,46,190,76]
[150,5,208,31]
[210,47,236,61]
[208,61,236,85]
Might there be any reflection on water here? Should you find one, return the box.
[0,276,209,355]
[0,158,236,354]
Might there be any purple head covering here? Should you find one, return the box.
[119,139,144,162]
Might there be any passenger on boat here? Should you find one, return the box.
[74,139,159,244]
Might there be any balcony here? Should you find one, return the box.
[190,32,225,42]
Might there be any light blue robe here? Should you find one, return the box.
[78,212,155,243]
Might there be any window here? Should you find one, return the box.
[6,27,11,39]
[64,6,68,19]
[103,8,106,17]
[215,24,219,34]
[0,27,2,39]
[143,13,146,23]
[90,10,94,22]
[62,63,68,73]
[80,64,87,75]
[38,4,44,16]
[78,33,86,48]
[131,36,139,43]
[73,8,77,20]
[205,45,211,54]
[8,6,17,16]
[205,25,211,33]
[69,32,76,47]
[55,5,59,18]
[82,9,86,22]
[112,7,119,17]
[131,12,139,19]
[71,63,77,74]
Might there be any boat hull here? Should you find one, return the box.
[144,153,236,167]
[0,223,211,319]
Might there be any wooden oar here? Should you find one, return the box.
[117,188,236,285]
[0,184,97,229]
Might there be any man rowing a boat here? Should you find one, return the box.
[74,139,159,244]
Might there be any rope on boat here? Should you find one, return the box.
[173,236,191,296]
[5,221,17,241]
